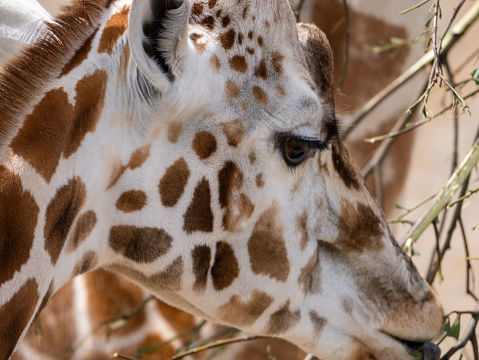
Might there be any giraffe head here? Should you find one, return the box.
[0,0,443,359]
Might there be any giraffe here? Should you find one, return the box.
[0,0,444,359]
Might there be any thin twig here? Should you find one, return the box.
[336,0,350,92]
[459,217,478,301]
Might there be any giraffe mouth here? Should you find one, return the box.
[391,336,441,360]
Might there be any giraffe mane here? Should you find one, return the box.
[0,0,111,145]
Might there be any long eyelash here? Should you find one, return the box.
[300,138,329,151]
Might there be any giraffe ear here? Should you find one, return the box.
[129,0,191,92]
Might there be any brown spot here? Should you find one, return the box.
[246,47,255,55]
[68,210,97,252]
[72,251,98,276]
[119,41,131,84]
[336,200,384,253]
[211,242,240,291]
[150,256,184,291]
[249,152,257,164]
[219,29,236,51]
[332,141,361,190]
[98,5,130,54]
[297,211,308,250]
[218,290,274,327]
[0,167,39,286]
[183,178,214,233]
[264,21,271,29]
[168,122,183,143]
[192,245,211,292]
[0,279,39,360]
[256,173,264,188]
[209,54,221,73]
[200,16,215,30]
[61,28,99,76]
[44,177,87,265]
[223,80,240,101]
[116,190,147,212]
[271,52,284,74]
[128,144,151,170]
[309,310,327,335]
[230,55,247,73]
[192,131,217,159]
[276,85,286,96]
[218,161,254,231]
[11,70,107,182]
[238,33,244,45]
[222,15,231,27]
[252,86,269,105]
[208,0,217,7]
[242,5,249,18]
[266,300,301,335]
[190,33,207,54]
[248,204,289,282]
[109,226,173,263]
[257,36,264,47]
[191,3,204,16]
[298,249,321,295]
[240,102,250,111]
[254,59,268,80]
[247,31,254,40]
[216,9,222,17]
[159,158,190,207]
[221,120,245,147]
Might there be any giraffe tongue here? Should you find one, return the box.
[404,341,441,360]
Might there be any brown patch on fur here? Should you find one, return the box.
[119,41,131,84]
[246,47,255,55]
[116,190,147,212]
[159,158,190,207]
[242,5,249,18]
[256,173,265,188]
[11,70,107,182]
[61,28,99,76]
[84,270,146,337]
[247,31,254,40]
[298,249,321,295]
[192,131,217,159]
[249,152,257,164]
[252,86,269,105]
[257,36,264,47]
[331,140,361,190]
[221,120,245,147]
[192,245,211,292]
[68,210,97,252]
[128,144,151,170]
[209,53,221,73]
[240,101,250,111]
[276,85,286,96]
[248,204,289,282]
[0,0,108,146]
[109,225,172,263]
[71,250,98,276]
[309,310,327,335]
[218,290,274,327]
[150,256,184,291]
[0,167,39,286]
[98,5,130,54]
[222,15,231,27]
[211,241,240,291]
[266,300,301,335]
[230,55,247,73]
[168,122,183,143]
[200,16,215,30]
[208,0,217,7]
[254,59,268,79]
[218,161,254,231]
[238,32,244,45]
[223,80,240,101]
[336,200,384,253]
[190,33,207,54]
[297,211,308,250]
[191,3,204,16]
[218,29,236,51]
[183,178,214,233]
[271,52,284,74]
[44,177,87,265]
[0,279,39,360]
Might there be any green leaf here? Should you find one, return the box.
[472,66,479,85]
[449,318,461,340]
[444,317,451,333]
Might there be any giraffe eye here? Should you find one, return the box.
[284,138,309,166]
